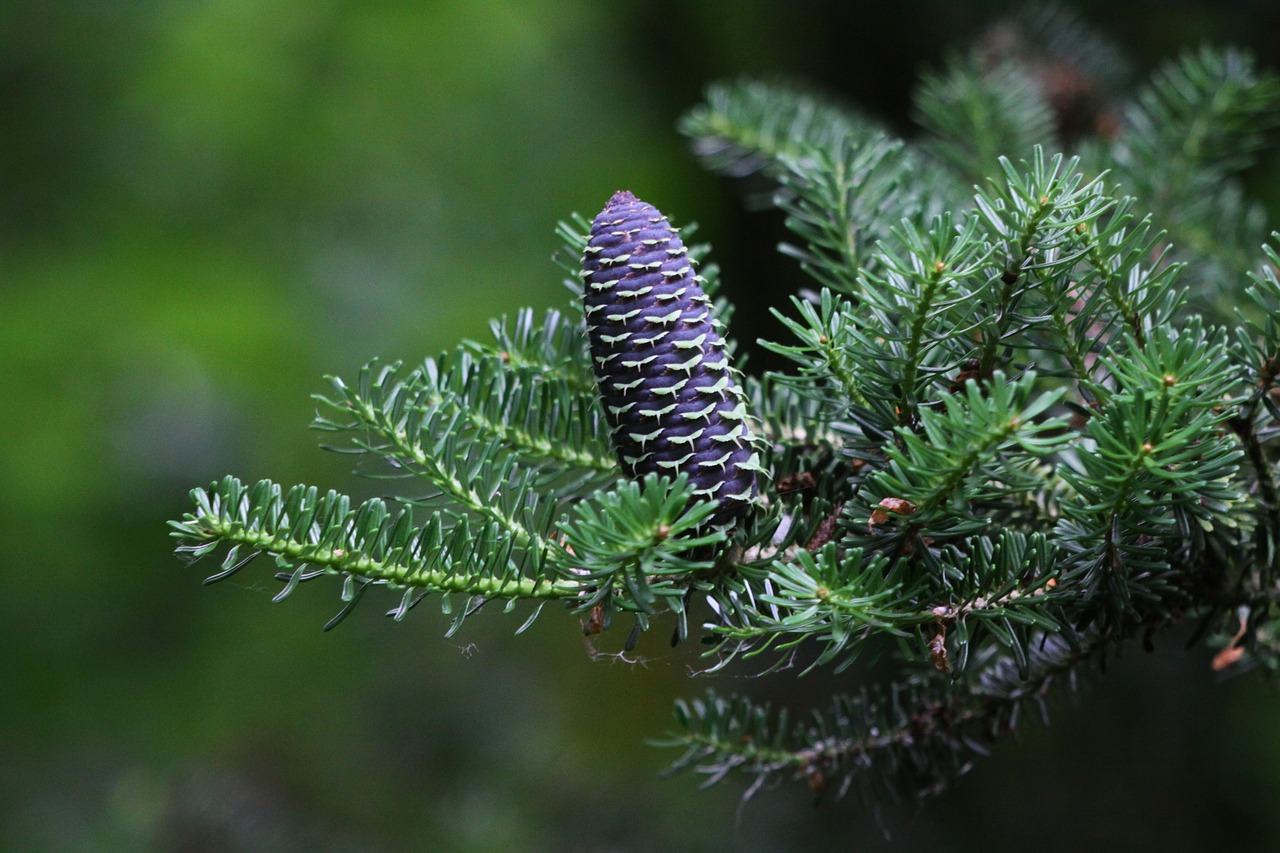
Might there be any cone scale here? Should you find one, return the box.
[581,191,759,526]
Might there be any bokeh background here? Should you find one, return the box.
[6,1,1280,850]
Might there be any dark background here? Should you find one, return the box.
[5,1,1280,850]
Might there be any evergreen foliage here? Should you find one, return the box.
[170,9,1280,808]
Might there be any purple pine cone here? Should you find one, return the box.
[581,190,760,526]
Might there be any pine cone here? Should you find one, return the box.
[581,190,759,525]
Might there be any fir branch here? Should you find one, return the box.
[762,289,867,415]
[168,14,1280,811]
[172,474,736,632]
[705,544,916,673]
[1227,236,1280,597]
[680,79,873,182]
[313,360,559,551]
[744,373,841,453]
[315,351,615,481]
[1073,196,1188,359]
[1056,322,1245,624]
[869,213,993,425]
[706,531,1068,679]
[773,131,914,292]
[743,374,847,517]
[559,474,724,624]
[1111,47,1280,292]
[968,149,1114,376]
[847,372,1071,559]
[915,56,1059,188]
[170,477,579,629]
[933,531,1070,674]
[1117,47,1280,196]
[465,306,597,393]
[763,212,994,433]
[661,631,1097,804]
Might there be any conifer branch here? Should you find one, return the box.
[680,79,874,182]
[1111,47,1280,292]
[170,477,578,630]
[915,56,1059,187]
[168,10,1280,811]
[467,306,598,393]
[661,631,1097,803]
[773,132,917,289]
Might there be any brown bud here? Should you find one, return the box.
[869,497,919,528]
[929,629,950,674]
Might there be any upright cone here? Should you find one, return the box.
[580,191,759,526]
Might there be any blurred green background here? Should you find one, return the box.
[6,1,1280,850]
